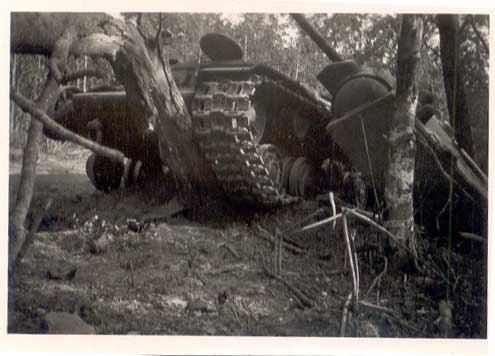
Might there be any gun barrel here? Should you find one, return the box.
[290,13,343,63]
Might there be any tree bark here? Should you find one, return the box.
[9,29,76,274]
[436,14,474,157]
[108,19,218,205]
[384,15,423,267]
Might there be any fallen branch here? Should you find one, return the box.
[260,253,314,308]
[366,256,388,297]
[342,211,359,311]
[282,207,327,234]
[360,300,420,333]
[345,208,452,283]
[459,231,487,245]
[340,292,353,337]
[219,243,241,259]
[10,88,127,164]
[293,213,343,234]
[359,300,400,317]
[345,208,416,257]
[256,225,305,255]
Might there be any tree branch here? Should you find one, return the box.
[10,88,127,164]
[9,28,77,275]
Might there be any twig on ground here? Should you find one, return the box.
[359,300,399,317]
[435,196,452,231]
[260,253,313,308]
[366,256,388,298]
[329,192,337,230]
[340,292,353,337]
[345,209,416,258]
[129,260,136,290]
[206,263,244,275]
[219,243,241,259]
[459,231,487,245]
[294,213,343,234]
[282,207,327,234]
[360,300,420,333]
[342,210,359,311]
[277,231,283,275]
[256,225,305,255]
[346,208,452,283]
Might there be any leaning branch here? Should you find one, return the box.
[10,88,127,164]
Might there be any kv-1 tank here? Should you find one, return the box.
[46,33,397,208]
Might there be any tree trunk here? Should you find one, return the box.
[9,29,77,274]
[384,15,423,268]
[109,19,218,205]
[436,14,474,157]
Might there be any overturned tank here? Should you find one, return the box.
[46,33,397,207]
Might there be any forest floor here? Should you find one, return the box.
[7,146,487,337]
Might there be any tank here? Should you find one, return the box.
[46,33,394,207]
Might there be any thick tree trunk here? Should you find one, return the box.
[11,13,122,59]
[384,15,423,267]
[436,14,474,157]
[109,19,218,205]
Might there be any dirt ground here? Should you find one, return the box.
[7,147,487,337]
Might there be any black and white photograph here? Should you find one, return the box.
[2,3,492,354]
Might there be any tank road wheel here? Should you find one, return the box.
[86,153,124,192]
[342,172,368,209]
[258,144,283,191]
[247,103,268,144]
[281,156,296,191]
[288,157,317,198]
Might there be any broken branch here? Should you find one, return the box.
[340,292,353,337]
[260,253,314,308]
[366,256,388,297]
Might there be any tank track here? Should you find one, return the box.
[191,76,299,207]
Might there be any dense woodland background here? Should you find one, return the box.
[9,13,489,172]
